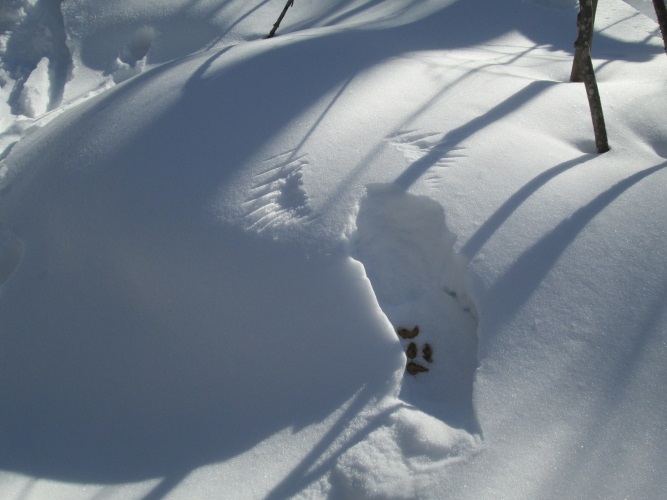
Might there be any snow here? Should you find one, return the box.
[1,0,666,498]
[17,56,49,117]
[623,0,660,20]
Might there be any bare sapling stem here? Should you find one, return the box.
[653,0,667,54]
[573,0,609,153]
[266,0,295,39]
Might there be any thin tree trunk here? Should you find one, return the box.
[266,0,295,39]
[653,0,667,54]
[570,0,597,82]
[573,0,609,153]
[580,54,609,153]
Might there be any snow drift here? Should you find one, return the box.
[1,0,666,498]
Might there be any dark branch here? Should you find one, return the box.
[266,0,295,39]
[573,0,609,153]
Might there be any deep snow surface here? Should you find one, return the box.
[1,0,666,498]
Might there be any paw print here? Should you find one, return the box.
[396,325,433,375]
[397,326,420,339]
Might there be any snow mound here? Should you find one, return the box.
[1,0,666,498]
[332,407,480,499]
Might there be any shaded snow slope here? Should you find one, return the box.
[0,1,457,165]
[0,0,666,498]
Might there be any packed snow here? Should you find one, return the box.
[1,0,666,498]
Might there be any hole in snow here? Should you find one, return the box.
[111,26,156,84]
[650,140,667,160]
[573,139,598,155]
[120,26,157,66]
[335,184,482,495]
[2,0,72,115]
[349,183,480,435]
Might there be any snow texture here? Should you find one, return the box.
[0,0,666,498]
[17,56,49,117]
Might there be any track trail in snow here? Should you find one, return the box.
[0,0,73,160]
[337,182,481,496]
[1,0,71,116]
[350,183,479,431]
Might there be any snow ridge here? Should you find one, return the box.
[387,130,467,189]
[242,149,313,232]
[387,129,466,170]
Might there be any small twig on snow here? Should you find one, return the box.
[266,0,295,39]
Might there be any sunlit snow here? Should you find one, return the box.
[1,0,666,498]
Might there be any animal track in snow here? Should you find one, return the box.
[399,326,434,375]
[0,228,24,287]
[349,183,479,434]
[338,183,481,495]
[1,0,72,116]
[111,26,157,83]
[242,149,312,232]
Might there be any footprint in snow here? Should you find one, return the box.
[337,183,481,494]
[349,183,480,430]
[398,325,432,375]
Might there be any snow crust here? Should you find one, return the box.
[1,0,667,498]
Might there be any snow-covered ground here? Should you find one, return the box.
[1,0,666,498]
